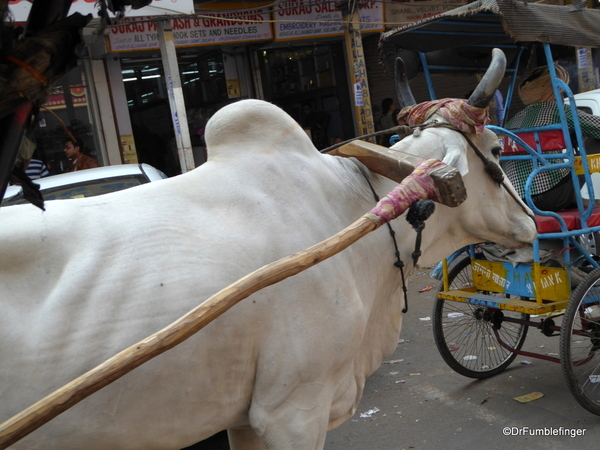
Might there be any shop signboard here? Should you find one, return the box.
[43,85,88,111]
[471,258,570,302]
[108,8,272,52]
[274,0,383,41]
[383,0,469,30]
[8,0,194,22]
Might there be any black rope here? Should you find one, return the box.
[357,166,410,314]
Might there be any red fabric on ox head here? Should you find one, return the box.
[397,99,491,135]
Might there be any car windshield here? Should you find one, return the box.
[2,175,148,207]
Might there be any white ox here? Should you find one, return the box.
[0,97,536,449]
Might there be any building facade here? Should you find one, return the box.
[9,0,599,176]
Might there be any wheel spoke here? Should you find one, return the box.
[561,270,600,415]
[433,256,528,378]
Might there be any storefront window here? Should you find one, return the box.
[122,60,166,108]
[31,63,102,175]
[264,46,335,99]
[121,52,228,175]
[261,42,353,149]
[181,55,228,107]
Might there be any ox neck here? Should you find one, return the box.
[356,163,413,313]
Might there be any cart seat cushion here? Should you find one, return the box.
[502,130,566,155]
[535,206,600,233]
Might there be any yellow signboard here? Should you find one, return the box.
[227,79,241,98]
[120,134,139,164]
[471,259,569,302]
[472,259,510,293]
[574,153,600,175]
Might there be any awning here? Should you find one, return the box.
[380,0,600,53]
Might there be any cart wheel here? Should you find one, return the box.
[560,267,600,415]
[576,232,600,257]
[432,255,529,379]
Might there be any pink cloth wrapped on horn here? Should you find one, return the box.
[397,98,490,135]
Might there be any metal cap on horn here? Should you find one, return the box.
[395,56,416,109]
[467,48,506,108]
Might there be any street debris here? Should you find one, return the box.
[463,355,477,361]
[480,394,494,404]
[383,359,404,364]
[419,316,431,321]
[419,286,434,292]
[360,407,380,418]
[447,312,464,318]
[520,360,532,365]
[514,392,544,403]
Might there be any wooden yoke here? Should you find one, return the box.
[328,140,467,207]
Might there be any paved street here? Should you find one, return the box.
[325,267,600,450]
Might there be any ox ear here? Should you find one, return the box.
[440,135,469,176]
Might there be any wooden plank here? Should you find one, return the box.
[437,289,570,315]
[329,140,467,207]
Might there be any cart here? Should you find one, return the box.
[381,0,600,415]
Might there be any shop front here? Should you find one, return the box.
[117,49,232,176]
[101,0,384,169]
[28,62,105,175]
[259,42,353,149]
[8,0,388,177]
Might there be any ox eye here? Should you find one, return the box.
[491,146,502,159]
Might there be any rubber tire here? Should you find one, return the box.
[560,267,600,416]
[576,232,600,258]
[432,255,529,379]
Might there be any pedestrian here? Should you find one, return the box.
[24,158,49,180]
[302,103,330,150]
[378,98,398,147]
[501,64,600,211]
[63,138,99,172]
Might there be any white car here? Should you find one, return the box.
[2,163,167,207]
[569,89,600,254]
[570,89,600,200]
[572,88,600,117]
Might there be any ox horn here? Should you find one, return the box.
[467,48,507,108]
[395,56,416,109]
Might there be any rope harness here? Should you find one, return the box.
[323,120,530,314]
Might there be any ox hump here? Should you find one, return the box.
[204,99,315,160]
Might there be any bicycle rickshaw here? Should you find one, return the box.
[381,0,600,415]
